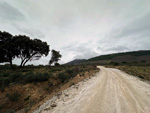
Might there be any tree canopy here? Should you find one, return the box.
[0,31,50,68]
[0,31,16,68]
[49,49,62,66]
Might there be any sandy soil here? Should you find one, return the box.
[33,66,150,113]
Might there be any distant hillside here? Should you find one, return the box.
[88,50,150,61]
[65,50,150,65]
[65,59,86,65]
[86,50,150,65]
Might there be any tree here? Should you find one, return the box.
[13,35,50,67]
[54,62,60,66]
[0,30,50,69]
[49,50,62,66]
[0,31,17,68]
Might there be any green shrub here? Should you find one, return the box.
[66,69,74,75]
[24,107,30,113]
[58,72,70,83]
[20,68,31,72]
[6,92,21,102]
[25,72,50,83]
[0,77,11,89]
[54,63,60,66]
[9,73,21,82]
[110,62,119,66]
[2,72,10,77]
[0,64,11,70]
[138,75,145,79]
[0,109,15,113]
[0,72,23,88]
[24,95,31,101]
[50,67,62,72]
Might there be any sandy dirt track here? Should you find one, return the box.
[33,66,150,113]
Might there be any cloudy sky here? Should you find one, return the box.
[0,0,150,65]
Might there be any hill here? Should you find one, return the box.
[88,50,150,61]
[65,59,86,65]
[65,50,150,65]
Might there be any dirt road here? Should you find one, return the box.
[33,66,150,113]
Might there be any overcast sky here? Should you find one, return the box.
[0,0,150,65]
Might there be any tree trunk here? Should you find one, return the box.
[10,59,13,69]
[9,57,13,69]
[49,64,51,69]
[19,59,24,68]
[22,59,29,67]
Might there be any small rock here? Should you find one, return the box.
[65,93,69,96]
[51,104,57,108]
[57,92,62,96]
[44,107,51,111]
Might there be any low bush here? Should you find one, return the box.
[58,72,70,83]
[58,68,81,83]
[24,95,31,101]
[20,68,32,72]
[6,92,21,102]
[25,72,50,83]
[49,67,62,72]
[0,72,23,89]
[0,109,15,113]
[0,78,11,88]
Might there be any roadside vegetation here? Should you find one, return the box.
[117,66,150,81]
[0,64,99,113]
[106,61,150,81]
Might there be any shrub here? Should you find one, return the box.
[66,69,74,75]
[24,95,31,101]
[58,72,70,83]
[0,72,23,89]
[6,92,21,102]
[49,67,62,72]
[0,78,10,87]
[65,68,77,78]
[20,68,31,72]
[2,72,10,77]
[0,109,15,113]
[0,64,11,70]
[25,72,50,83]
[72,67,80,73]
[122,62,127,64]
[141,60,146,63]
[54,63,60,66]
[110,62,119,66]
[9,73,21,82]
[138,75,144,79]
[58,68,78,83]
[24,107,30,113]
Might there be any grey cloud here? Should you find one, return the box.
[0,2,25,21]
[112,13,150,39]
[13,24,46,39]
[73,51,99,59]
[17,28,45,39]
[63,43,99,60]
[97,34,150,55]
[95,12,150,55]
[97,46,129,52]
[63,44,90,53]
